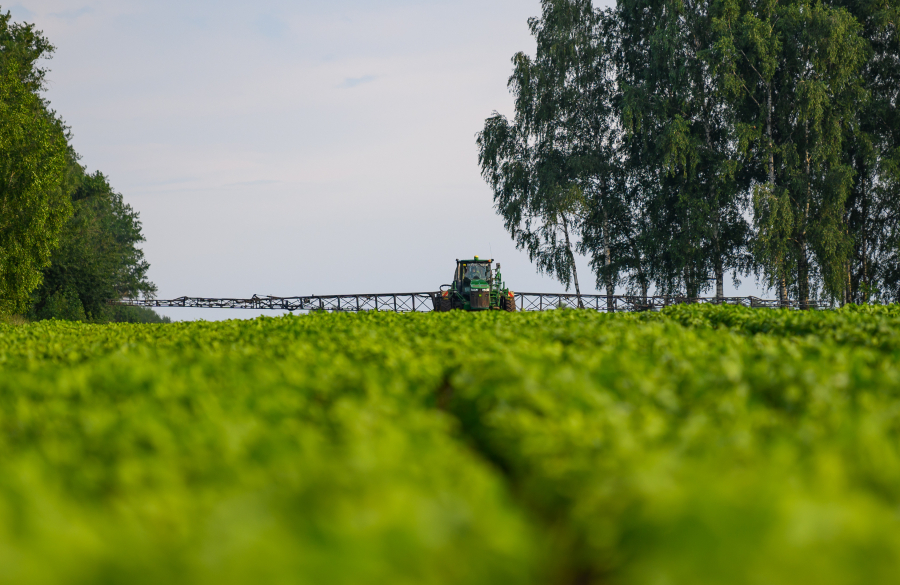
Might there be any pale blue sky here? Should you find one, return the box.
[10,0,758,320]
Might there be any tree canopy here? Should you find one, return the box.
[30,171,157,322]
[0,9,160,322]
[0,13,71,314]
[479,0,900,304]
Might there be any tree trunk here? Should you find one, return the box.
[714,212,723,301]
[715,255,724,302]
[604,211,613,312]
[637,258,648,305]
[845,262,852,306]
[767,85,775,187]
[798,238,809,310]
[861,173,869,303]
[779,271,788,306]
[684,266,696,299]
[768,85,786,306]
[707,125,724,303]
[799,121,810,309]
[561,214,583,309]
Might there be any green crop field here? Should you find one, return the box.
[2,306,900,584]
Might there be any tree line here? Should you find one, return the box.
[478,0,900,306]
[0,10,165,323]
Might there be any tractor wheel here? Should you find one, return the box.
[504,296,517,312]
[439,297,451,312]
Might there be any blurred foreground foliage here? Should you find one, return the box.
[1,305,900,584]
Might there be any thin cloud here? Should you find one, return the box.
[141,176,202,187]
[339,75,377,89]
[49,6,93,21]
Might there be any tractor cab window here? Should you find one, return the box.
[465,263,490,281]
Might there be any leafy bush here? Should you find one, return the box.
[0,314,27,326]
[29,172,156,323]
[106,304,171,324]
[30,285,87,322]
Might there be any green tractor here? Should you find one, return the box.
[434,257,516,312]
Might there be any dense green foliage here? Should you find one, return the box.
[105,304,171,324]
[2,306,900,584]
[29,171,157,322]
[479,0,900,304]
[0,9,160,323]
[0,12,72,314]
[477,0,615,305]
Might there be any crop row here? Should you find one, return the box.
[1,305,900,584]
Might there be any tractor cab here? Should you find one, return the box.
[455,259,492,287]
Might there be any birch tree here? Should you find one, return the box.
[714,0,867,305]
[478,0,621,306]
